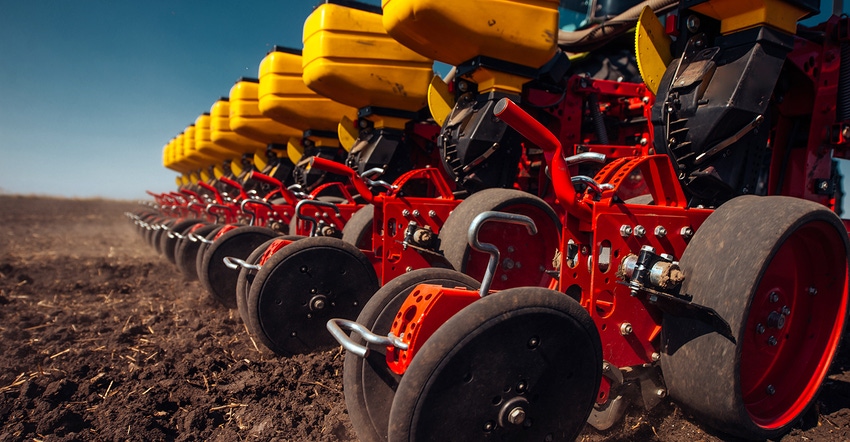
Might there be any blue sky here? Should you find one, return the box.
[0,1,378,200]
[0,1,841,201]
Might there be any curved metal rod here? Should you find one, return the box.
[326,318,408,359]
[468,211,538,297]
[295,199,342,236]
[223,256,262,271]
[571,176,615,195]
[360,167,394,191]
[187,232,213,244]
[167,230,185,240]
[241,198,274,226]
[564,152,606,166]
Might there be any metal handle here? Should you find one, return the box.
[295,199,342,236]
[360,168,394,191]
[468,211,538,297]
[326,318,408,358]
[241,198,274,226]
[565,152,606,166]
[187,232,213,244]
[223,256,262,271]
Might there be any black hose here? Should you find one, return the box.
[588,93,610,145]
[838,41,850,121]
[557,0,679,52]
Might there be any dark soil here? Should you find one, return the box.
[0,195,848,441]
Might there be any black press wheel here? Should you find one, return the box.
[344,268,480,442]
[199,225,280,309]
[235,235,304,326]
[662,195,850,439]
[160,219,203,266]
[388,287,601,441]
[341,204,374,249]
[175,223,220,281]
[246,236,379,356]
[438,188,560,290]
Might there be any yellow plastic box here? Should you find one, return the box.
[302,1,433,112]
[381,0,559,68]
[195,113,237,162]
[210,98,266,154]
[230,78,302,145]
[258,46,356,134]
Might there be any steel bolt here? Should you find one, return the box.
[413,209,421,217]
[654,226,667,237]
[642,97,650,104]
[620,323,633,336]
[458,81,469,92]
[767,336,778,346]
[428,210,437,218]
[405,266,413,272]
[500,274,508,281]
[507,407,527,425]
[767,311,785,330]
[634,225,646,238]
[679,226,695,239]
[620,225,633,237]
[766,385,776,395]
[656,388,667,398]
[640,138,648,146]
[808,286,818,296]
[769,291,779,303]
[651,352,661,362]
[756,323,765,334]
[402,209,410,217]
[782,305,791,316]
[507,246,515,253]
[483,421,495,432]
[686,15,701,33]
[528,336,540,349]
[516,381,527,393]
[819,181,830,191]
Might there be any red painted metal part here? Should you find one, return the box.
[386,284,481,375]
[769,16,848,212]
[257,237,297,266]
[739,219,848,429]
[385,99,711,403]
[212,224,240,241]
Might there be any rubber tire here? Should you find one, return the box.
[175,223,219,280]
[438,188,561,290]
[344,268,480,442]
[341,204,374,249]
[388,287,602,441]
[662,195,850,439]
[194,225,226,283]
[199,226,280,309]
[160,219,203,266]
[246,236,379,356]
[235,235,304,325]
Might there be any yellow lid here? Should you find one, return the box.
[382,0,559,68]
[689,0,810,34]
[258,47,357,133]
[195,113,233,161]
[230,78,303,144]
[302,2,433,111]
[210,98,267,154]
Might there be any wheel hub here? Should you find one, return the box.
[498,397,530,427]
[309,294,328,311]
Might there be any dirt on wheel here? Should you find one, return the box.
[0,195,848,441]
